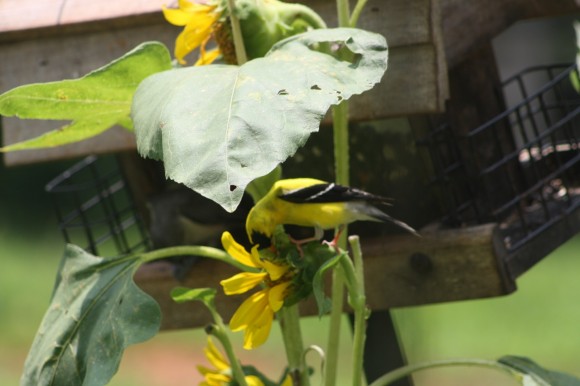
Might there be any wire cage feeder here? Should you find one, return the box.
[45,155,151,257]
[417,63,580,275]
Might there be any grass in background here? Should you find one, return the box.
[1,160,579,385]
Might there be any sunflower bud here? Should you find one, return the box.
[217,0,327,63]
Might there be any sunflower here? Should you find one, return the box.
[162,0,223,65]
[220,231,293,349]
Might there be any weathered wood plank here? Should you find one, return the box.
[135,223,515,330]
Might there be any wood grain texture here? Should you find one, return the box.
[134,223,515,330]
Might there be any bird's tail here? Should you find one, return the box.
[363,205,419,236]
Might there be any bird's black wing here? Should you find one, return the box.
[279,183,391,204]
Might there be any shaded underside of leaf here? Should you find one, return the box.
[0,41,172,152]
[132,28,388,212]
[21,245,161,386]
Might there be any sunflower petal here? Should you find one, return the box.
[268,281,291,312]
[204,337,229,370]
[195,46,221,66]
[221,232,261,268]
[262,260,289,281]
[162,6,195,26]
[246,375,266,386]
[242,308,274,349]
[221,272,267,295]
[230,290,269,331]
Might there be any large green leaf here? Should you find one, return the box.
[132,28,388,212]
[21,245,161,386]
[0,42,172,151]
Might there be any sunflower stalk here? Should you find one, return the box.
[226,0,248,64]
[279,304,310,386]
[325,0,353,384]
[140,245,256,272]
[208,323,249,386]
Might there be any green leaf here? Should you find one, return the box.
[312,250,346,317]
[132,28,388,212]
[21,245,161,386]
[171,287,217,308]
[0,42,172,152]
[499,356,580,386]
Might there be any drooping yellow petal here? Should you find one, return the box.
[221,232,261,268]
[195,46,221,66]
[205,372,232,385]
[204,337,229,370]
[262,260,289,281]
[230,289,269,331]
[245,375,266,386]
[162,5,195,26]
[268,281,292,312]
[242,306,274,349]
[220,272,268,295]
[173,9,218,63]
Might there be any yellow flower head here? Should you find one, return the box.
[197,336,265,386]
[162,0,222,65]
[220,231,293,349]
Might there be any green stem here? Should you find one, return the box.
[368,359,528,386]
[279,305,310,386]
[139,245,255,272]
[336,0,351,28]
[226,0,248,65]
[347,236,367,386]
[349,0,368,27]
[326,0,352,383]
[209,322,249,386]
[287,3,328,29]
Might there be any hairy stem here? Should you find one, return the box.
[280,305,310,386]
[226,0,248,64]
[139,245,255,272]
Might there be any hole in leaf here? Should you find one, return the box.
[311,85,321,90]
[278,89,289,95]
[230,185,237,192]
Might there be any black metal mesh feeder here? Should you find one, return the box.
[416,63,580,278]
[45,154,151,257]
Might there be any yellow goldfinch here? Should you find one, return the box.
[246,178,418,245]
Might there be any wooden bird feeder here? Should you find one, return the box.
[2,0,580,383]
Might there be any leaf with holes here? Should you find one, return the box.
[0,42,172,152]
[20,245,161,386]
[132,27,388,212]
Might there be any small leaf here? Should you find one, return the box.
[132,28,388,212]
[0,42,172,152]
[312,250,346,317]
[499,356,580,386]
[171,287,217,307]
[21,245,161,386]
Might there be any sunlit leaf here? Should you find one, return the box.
[171,287,217,308]
[132,28,388,211]
[21,245,161,386]
[0,42,172,151]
